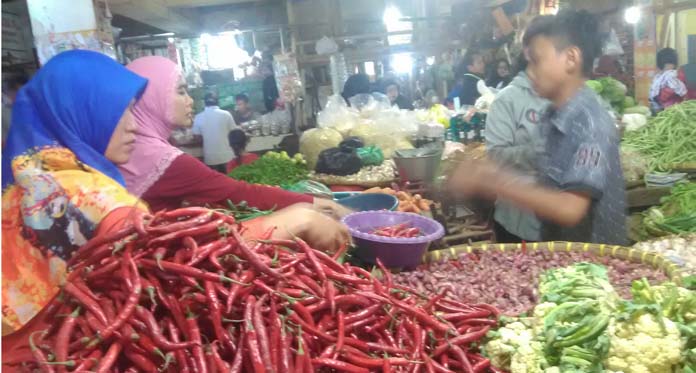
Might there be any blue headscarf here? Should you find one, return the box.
[2,50,147,189]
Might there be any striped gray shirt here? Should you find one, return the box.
[538,86,628,245]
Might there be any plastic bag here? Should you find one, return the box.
[284,180,333,199]
[300,128,344,170]
[357,146,384,166]
[603,29,624,56]
[317,95,360,137]
[339,137,364,151]
[315,148,362,176]
[349,93,391,114]
[315,36,339,55]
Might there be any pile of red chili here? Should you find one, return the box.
[370,223,423,238]
[9,207,500,372]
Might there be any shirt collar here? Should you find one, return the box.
[205,106,220,110]
[545,85,595,134]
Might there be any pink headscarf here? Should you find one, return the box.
[118,56,184,197]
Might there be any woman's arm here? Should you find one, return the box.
[143,154,313,212]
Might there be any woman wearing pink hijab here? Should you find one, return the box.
[119,56,350,251]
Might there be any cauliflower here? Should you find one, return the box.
[485,321,534,369]
[532,302,557,335]
[485,321,551,373]
[605,313,684,373]
[510,340,549,373]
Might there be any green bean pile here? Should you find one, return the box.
[622,100,696,172]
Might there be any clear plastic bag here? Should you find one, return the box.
[317,95,360,137]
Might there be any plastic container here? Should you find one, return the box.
[334,193,398,212]
[342,211,445,269]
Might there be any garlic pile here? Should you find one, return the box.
[633,234,696,275]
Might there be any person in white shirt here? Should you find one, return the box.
[192,92,237,172]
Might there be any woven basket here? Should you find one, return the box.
[423,241,684,282]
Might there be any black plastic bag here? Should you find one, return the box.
[315,147,362,176]
[339,137,364,152]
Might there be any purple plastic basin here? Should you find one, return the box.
[342,211,445,269]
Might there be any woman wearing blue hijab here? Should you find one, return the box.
[1,50,147,332]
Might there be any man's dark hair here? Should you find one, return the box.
[454,50,483,79]
[522,10,603,76]
[382,79,399,93]
[656,48,678,70]
[462,50,482,69]
[204,92,218,106]
[235,93,250,103]
[342,74,371,103]
[228,129,249,166]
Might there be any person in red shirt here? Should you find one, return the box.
[226,129,259,173]
[118,56,350,251]
[649,48,687,112]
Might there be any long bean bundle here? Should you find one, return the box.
[622,100,696,172]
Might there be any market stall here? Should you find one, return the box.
[4,0,696,372]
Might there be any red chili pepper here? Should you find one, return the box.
[342,347,411,368]
[124,346,159,372]
[253,294,275,373]
[245,296,266,373]
[390,298,451,334]
[269,298,281,372]
[139,259,244,285]
[68,224,135,265]
[94,342,123,373]
[203,281,236,354]
[279,316,292,373]
[63,282,108,327]
[311,358,370,373]
[226,270,255,314]
[209,342,231,372]
[147,218,225,247]
[326,281,336,316]
[229,331,245,373]
[188,240,228,266]
[166,319,190,373]
[148,212,213,234]
[230,228,283,279]
[71,349,102,372]
[55,306,80,373]
[88,247,141,349]
[295,275,323,296]
[450,345,474,373]
[28,330,55,373]
[186,312,208,373]
[133,306,198,351]
[336,311,346,354]
[432,326,491,357]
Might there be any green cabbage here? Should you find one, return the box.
[599,77,627,104]
[622,96,636,109]
[586,80,603,94]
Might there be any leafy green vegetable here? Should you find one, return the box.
[598,77,628,104]
[622,96,636,109]
[586,80,603,94]
[642,182,696,237]
[228,151,309,187]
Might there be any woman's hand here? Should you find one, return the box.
[244,205,351,253]
[312,197,353,220]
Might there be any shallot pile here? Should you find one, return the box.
[394,250,669,316]
[8,207,500,372]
